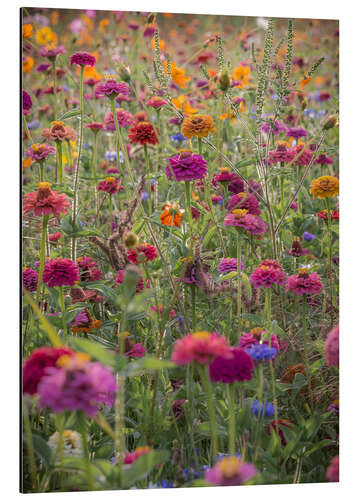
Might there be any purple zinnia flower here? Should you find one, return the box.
[166,151,208,182]
[70,52,96,67]
[43,258,79,288]
[38,356,116,416]
[209,347,254,383]
[95,79,130,99]
[261,120,287,135]
[22,90,32,112]
[39,45,66,60]
[26,143,56,162]
[217,258,244,273]
[286,127,307,139]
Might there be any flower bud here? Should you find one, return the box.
[323,114,338,130]
[124,231,139,248]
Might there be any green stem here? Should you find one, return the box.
[236,232,242,340]
[114,373,125,487]
[110,98,123,178]
[199,364,218,461]
[36,215,49,303]
[302,294,313,408]
[325,197,335,308]
[23,402,38,491]
[39,161,44,182]
[144,144,152,216]
[227,384,236,456]
[78,411,95,490]
[52,60,58,119]
[109,194,113,234]
[59,286,67,338]
[185,181,193,238]
[56,141,63,184]
[191,285,196,330]
[22,114,33,144]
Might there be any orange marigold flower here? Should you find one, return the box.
[23,56,34,73]
[23,24,33,39]
[160,202,184,227]
[164,61,190,88]
[181,114,216,139]
[310,176,339,199]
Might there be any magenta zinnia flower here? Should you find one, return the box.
[209,347,254,383]
[250,260,286,288]
[38,355,116,416]
[43,258,79,287]
[268,144,295,164]
[77,255,103,282]
[70,52,96,67]
[227,192,261,215]
[286,270,323,296]
[166,151,208,182]
[326,456,339,482]
[22,268,39,292]
[95,79,130,99]
[286,127,307,139]
[22,90,32,112]
[39,45,66,60]
[217,258,244,273]
[205,456,257,486]
[97,177,120,194]
[325,326,339,367]
[171,331,231,366]
[224,211,266,236]
[238,327,280,353]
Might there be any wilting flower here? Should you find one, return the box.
[166,150,208,182]
[48,430,83,457]
[77,256,103,282]
[127,243,157,264]
[171,331,231,366]
[104,109,133,130]
[26,143,55,162]
[23,182,70,218]
[251,400,275,418]
[42,121,77,142]
[70,286,103,304]
[70,309,101,334]
[160,202,184,227]
[326,456,339,482]
[70,51,96,67]
[250,260,286,288]
[22,268,39,292]
[227,192,261,215]
[310,176,339,198]
[224,210,266,236]
[38,353,116,416]
[124,446,152,465]
[209,347,254,383]
[181,114,216,139]
[217,258,244,273]
[128,121,159,145]
[97,177,120,194]
[23,346,73,395]
[43,258,79,287]
[286,269,323,296]
[95,79,130,99]
[205,456,257,486]
[325,326,339,367]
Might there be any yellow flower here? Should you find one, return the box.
[310,176,339,199]
[22,24,33,39]
[163,61,190,88]
[181,114,215,139]
[36,27,58,46]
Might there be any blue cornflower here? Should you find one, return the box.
[303,231,316,242]
[160,479,174,488]
[246,344,277,362]
[28,120,40,130]
[170,133,187,143]
[251,400,275,418]
[105,150,117,162]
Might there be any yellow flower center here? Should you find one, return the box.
[37,182,52,189]
[105,177,116,183]
[192,331,210,340]
[218,456,241,478]
[232,209,248,218]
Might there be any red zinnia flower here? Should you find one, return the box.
[128,121,159,145]
[23,182,70,218]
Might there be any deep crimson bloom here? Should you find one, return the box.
[77,256,103,282]
[293,145,313,167]
[171,331,231,366]
[22,268,38,292]
[23,182,70,218]
[317,209,339,221]
[49,232,62,242]
[325,326,339,367]
[166,150,207,182]
[128,121,159,145]
[127,243,158,264]
[70,52,96,67]
[227,192,261,215]
[26,143,55,162]
[97,177,120,194]
[209,347,254,383]
[22,90,32,112]
[43,258,79,287]
[286,270,323,296]
[326,456,339,482]
[104,109,133,130]
[85,122,104,132]
[212,167,237,186]
[38,355,116,416]
[250,260,286,288]
[228,176,245,194]
[95,79,130,98]
[267,419,294,446]
[288,238,310,257]
[23,346,73,395]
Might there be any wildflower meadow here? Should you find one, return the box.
[21,8,339,493]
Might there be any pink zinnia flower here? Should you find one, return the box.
[26,143,56,162]
[146,96,167,109]
[95,79,130,99]
[85,122,104,132]
[127,243,158,264]
[227,192,261,215]
[104,109,133,130]
[286,270,323,296]
[70,52,96,67]
[326,456,339,482]
[171,331,231,366]
[250,260,286,288]
[293,145,314,167]
[325,326,339,367]
[77,255,103,282]
[224,210,266,236]
[217,258,244,273]
[23,182,70,218]
[209,347,254,383]
[49,232,62,242]
[166,151,207,182]
[205,456,257,486]
[123,446,152,465]
[38,355,116,416]
[238,327,280,353]
[43,258,79,287]
[268,144,295,164]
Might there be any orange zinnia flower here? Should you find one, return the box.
[299,75,311,89]
[23,56,34,73]
[310,176,339,199]
[181,114,216,139]
[164,61,190,88]
[22,24,33,39]
[160,202,184,227]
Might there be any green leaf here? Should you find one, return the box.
[217,271,238,282]
[241,272,252,300]
[31,434,52,466]
[69,337,116,367]
[58,108,81,120]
